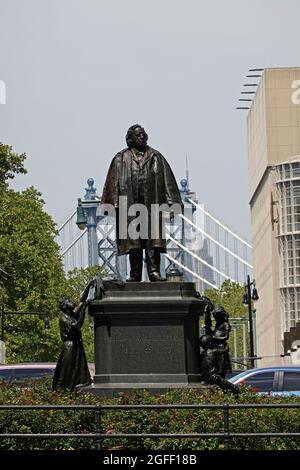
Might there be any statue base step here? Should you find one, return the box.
[81,382,212,398]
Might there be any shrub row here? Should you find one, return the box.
[0,379,299,450]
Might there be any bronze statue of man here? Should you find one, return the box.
[102,124,182,281]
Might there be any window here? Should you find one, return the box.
[285,164,290,178]
[243,372,275,392]
[293,163,300,178]
[14,368,54,385]
[283,371,300,391]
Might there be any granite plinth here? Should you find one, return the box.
[83,282,204,397]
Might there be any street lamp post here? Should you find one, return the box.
[1,305,4,344]
[243,275,259,368]
[76,178,100,267]
[0,306,5,364]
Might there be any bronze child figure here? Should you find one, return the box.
[199,305,239,396]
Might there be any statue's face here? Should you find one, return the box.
[65,299,76,311]
[131,127,147,151]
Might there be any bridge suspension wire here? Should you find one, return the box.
[164,254,218,289]
[57,192,252,284]
[187,198,252,249]
[167,234,236,283]
[61,228,87,256]
[179,213,253,269]
[57,210,77,232]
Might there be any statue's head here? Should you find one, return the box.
[213,305,228,323]
[58,296,76,313]
[126,124,148,151]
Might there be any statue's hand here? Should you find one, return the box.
[86,279,95,289]
[80,279,96,302]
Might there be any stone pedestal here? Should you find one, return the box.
[84,282,206,396]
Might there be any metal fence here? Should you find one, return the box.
[0,403,300,450]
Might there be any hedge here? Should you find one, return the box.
[0,379,299,450]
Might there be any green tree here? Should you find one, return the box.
[204,279,247,318]
[0,143,27,188]
[0,144,66,362]
[0,143,105,364]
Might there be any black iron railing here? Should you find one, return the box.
[0,403,300,450]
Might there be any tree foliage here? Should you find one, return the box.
[204,279,248,318]
[0,143,67,362]
[0,142,106,363]
[0,142,27,188]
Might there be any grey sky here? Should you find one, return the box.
[0,0,299,240]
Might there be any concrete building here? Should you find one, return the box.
[248,67,300,365]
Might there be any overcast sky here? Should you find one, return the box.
[1,0,299,241]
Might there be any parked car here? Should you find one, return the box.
[0,363,56,386]
[228,366,300,396]
[0,363,95,387]
[225,369,245,380]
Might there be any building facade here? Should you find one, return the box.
[248,67,300,365]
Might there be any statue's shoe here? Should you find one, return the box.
[149,272,166,282]
[127,276,142,282]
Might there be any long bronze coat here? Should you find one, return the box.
[101,146,182,255]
